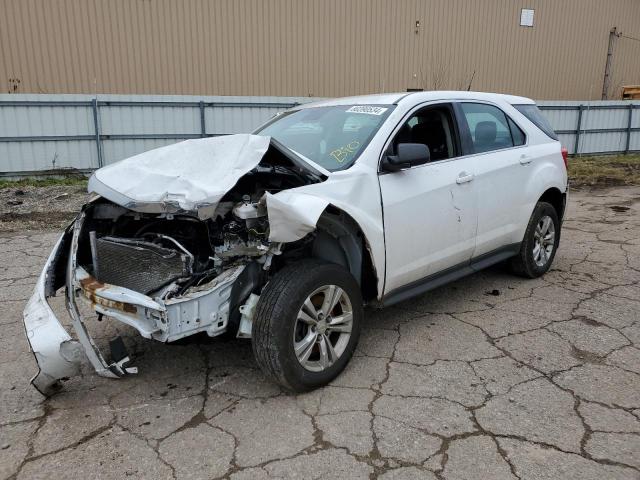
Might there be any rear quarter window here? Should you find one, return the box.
[514,104,558,141]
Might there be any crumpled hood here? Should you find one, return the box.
[88,134,271,219]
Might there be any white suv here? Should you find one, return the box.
[24,91,568,394]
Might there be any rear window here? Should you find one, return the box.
[514,104,558,140]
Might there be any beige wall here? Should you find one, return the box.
[1,0,639,100]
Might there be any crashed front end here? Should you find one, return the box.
[23,134,327,395]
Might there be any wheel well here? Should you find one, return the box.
[312,206,378,302]
[538,188,566,221]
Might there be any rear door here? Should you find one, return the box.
[454,101,531,257]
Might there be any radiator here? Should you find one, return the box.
[93,236,191,294]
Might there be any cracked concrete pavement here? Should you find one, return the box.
[1,187,640,479]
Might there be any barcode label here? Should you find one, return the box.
[346,106,389,116]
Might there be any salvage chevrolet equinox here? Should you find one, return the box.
[24,91,568,394]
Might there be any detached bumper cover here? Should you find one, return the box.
[23,234,84,395]
[64,212,137,381]
[23,216,136,396]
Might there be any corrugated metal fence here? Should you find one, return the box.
[0,94,316,176]
[538,100,640,157]
[0,95,639,176]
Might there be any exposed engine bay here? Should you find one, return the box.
[73,157,320,344]
[85,195,273,300]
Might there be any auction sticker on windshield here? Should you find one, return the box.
[346,106,389,115]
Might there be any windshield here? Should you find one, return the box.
[256,104,395,171]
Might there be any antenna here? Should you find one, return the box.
[467,71,476,91]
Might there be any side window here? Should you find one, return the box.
[514,104,558,140]
[460,103,515,154]
[390,105,458,161]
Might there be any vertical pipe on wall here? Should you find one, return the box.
[625,104,634,154]
[199,100,206,137]
[574,105,585,155]
[601,27,621,100]
[91,98,104,168]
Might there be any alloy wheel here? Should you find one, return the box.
[293,285,353,372]
[533,215,556,267]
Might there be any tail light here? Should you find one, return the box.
[561,147,568,169]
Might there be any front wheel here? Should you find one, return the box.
[252,259,362,392]
[509,201,560,278]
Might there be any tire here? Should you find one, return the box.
[252,259,363,392]
[509,201,560,278]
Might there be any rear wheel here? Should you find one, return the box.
[509,201,560,278]
[252,259,362,392]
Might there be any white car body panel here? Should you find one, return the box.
[89,134,271,219]
[379,157,479,293]
[267,162,387,294]
[473,141,566,257]
[471,142,533,256]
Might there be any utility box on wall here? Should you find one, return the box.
[520,8,535,27]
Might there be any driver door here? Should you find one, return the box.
[378,103,479,295]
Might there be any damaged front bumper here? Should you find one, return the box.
[23,212,243,395]
[23,233,85,395]
[23,218,138,395]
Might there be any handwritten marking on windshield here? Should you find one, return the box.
[330,141,361,163]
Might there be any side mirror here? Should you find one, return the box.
[381,143,431,172]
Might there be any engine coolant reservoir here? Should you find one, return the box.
[232,195,267,220]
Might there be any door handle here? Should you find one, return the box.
[456,172,474,184]
[519,154,532,165]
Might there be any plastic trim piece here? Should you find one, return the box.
[381,243,520,307]
[22,234,84,396]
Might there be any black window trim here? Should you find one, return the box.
[507,116,526,147]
